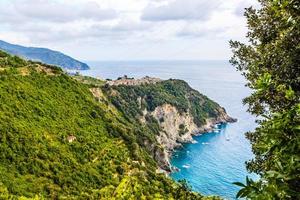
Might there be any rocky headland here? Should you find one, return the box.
[103,76,237,172]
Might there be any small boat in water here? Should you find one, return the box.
[172,166,180,172]
[182,164,190,169]
[202,142,209,145]
[214,128,221,132]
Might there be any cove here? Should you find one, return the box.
[170,122,257,199]
[80,60,258,199]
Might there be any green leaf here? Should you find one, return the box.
[233,182,246,187]
[236,189,245,198]
[285,87,295,100]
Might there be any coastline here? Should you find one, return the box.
[153,108,237,173]
[84,75,238,174]
[77,62,255,199]
[169,120,236,173]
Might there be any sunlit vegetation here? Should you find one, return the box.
[0,50,221,199]
[103,79,223,127]
[230,0,300,199]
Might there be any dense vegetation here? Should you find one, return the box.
[0,50,222,199]
[103,80,223,127]
[0,40,89,70]
[230,0,299,199]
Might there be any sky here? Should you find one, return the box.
[0,0,258,61]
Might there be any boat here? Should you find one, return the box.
[182,164,190,169]
[214,128,221,132]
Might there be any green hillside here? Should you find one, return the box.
[0,50,221,199]
[104,79,225,127]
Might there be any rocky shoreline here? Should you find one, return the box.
[142,104,237,173]
[169,117,237,173]
[102,76,237,173]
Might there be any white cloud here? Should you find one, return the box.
[141,0,220,21]
[76,1,118,21]
[0,0,257,60]
[0,0,118,23]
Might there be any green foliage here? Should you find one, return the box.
[179,124,188,136]
[230,0,300,199]
[0,50,213,199]
[0,68,130,198]
[103,79,222,127]
[73,75,105,87]
[0,52,27,68]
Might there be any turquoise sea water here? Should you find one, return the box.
[80,60,258,199]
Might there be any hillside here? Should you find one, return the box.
[0,40,89,70]
[0,50,227,199]
[102,76,236,170]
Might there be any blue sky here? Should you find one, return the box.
[0,0,258,61]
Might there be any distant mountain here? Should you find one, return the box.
[0,40,89,70]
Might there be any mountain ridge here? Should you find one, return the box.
[0,40,89,70]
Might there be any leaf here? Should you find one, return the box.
[293,125,300,131]
[233,182,246,187]
[285,87,295,100]
[236,189,245,198]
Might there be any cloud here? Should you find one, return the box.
[141,0,220,21]
[0,0,253,60]
[177,26,214,38]
[4,18,153,45]
[0,0,118,23]
[73,1,118,21]
[175,21,230,39]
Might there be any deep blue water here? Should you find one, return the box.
[79,60,258,199]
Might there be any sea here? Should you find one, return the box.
[79,60,258,199]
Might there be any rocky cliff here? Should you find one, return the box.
[103,77,237,171]
[140,104,235,170]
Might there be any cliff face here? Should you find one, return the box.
[146,104,197,149]
[140,104,235,170]
[103,77,237,171]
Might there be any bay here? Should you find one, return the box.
[80,60,258,199]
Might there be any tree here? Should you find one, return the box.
[230,0,300,199]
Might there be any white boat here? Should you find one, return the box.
[182,164,190,169]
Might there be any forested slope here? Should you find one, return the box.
[0,50,222,199]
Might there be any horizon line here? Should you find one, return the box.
[84,59,230,62]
